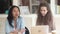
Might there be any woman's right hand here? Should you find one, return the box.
[14,29,18,34]
[10,32,15,34]
[10,29,18,34]
[10,31,18,34]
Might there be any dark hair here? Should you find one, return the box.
[7,6,20,27]
[36,1,55,32]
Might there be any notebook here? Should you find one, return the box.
[31,25,49,34]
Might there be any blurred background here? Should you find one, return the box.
[0,0,60,34]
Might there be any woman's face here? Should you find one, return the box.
[40,6,48,16]
[12,7,20,18]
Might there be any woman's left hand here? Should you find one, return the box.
[13,29,18,34]
[18,29,26,34]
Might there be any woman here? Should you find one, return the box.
[36,1,55,32]
[5,6,25,34]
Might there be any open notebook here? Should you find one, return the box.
[31,25,49,34]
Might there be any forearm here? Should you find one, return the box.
[9,31,18,34]
[10,32,14,34]
[18,29,25,34]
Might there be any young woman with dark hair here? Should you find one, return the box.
[5,6,25,34]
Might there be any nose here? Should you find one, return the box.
[41,11,45,14]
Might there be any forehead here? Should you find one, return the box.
[13,7,18,10]
[40,6,47,10]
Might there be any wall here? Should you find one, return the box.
[13,0,20,6]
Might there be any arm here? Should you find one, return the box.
[19,17,25,34]
[48,20,56,33]
[5,20,11,34]
[5,20,18,34]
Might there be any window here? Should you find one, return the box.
[31,0,50,14]
[57,0,60,14]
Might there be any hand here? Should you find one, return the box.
[52,30,56,34]
[21,29,25,33]
[10,32,14,34]
[10,29,18,34]
[18,32,22,34]
[19,29,25,34]
[13,29,18,34]
[10,31,16,34]
[10,32,18,34]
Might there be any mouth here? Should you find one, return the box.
[42,14,46,16]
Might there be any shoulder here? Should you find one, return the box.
[5,19,9,26]
[18,16,24,20]
[5,19,8,23]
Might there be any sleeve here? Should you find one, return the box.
[5,20,11,34]
[52,22,56,30]
[20,17,25,34]
[49,20,56,32]
[20,17,25,29]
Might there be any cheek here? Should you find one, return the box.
[16,11,20,16]
[45,11,48,14]
[40,11,44,14]
[17,12,20,15]
[12,12,15,16]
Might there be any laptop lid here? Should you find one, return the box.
[31,25,49,34]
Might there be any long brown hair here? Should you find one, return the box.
[37,1,53,25]
[36,1,55,32]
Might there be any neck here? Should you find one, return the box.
[13,17,18,21]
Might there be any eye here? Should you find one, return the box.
[44,10,45,12]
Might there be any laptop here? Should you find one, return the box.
[31,25,49,34]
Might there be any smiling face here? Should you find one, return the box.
[40,6,48,16]
[12,7,20,18]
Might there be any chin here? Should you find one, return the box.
[42,15,45,17]
[42,14,45,16]
[15,16,18,18]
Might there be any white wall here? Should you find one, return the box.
[13,0,20,6]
